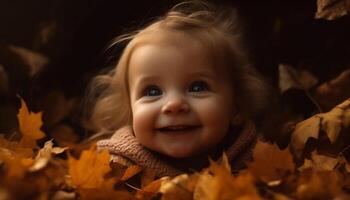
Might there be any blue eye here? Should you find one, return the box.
[189,81,209,92]
[143,86,162,97]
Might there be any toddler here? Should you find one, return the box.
[92,1,271,177]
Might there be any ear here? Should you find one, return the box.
[231,113,243,126]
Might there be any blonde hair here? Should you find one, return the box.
[86,1,271,133]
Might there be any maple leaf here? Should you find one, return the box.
[17,97,45,148]
[246,140,295,182]
[68,145,114,190]
[291,98,350,158]
[194,165,261,200]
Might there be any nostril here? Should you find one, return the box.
[162,100,189,114]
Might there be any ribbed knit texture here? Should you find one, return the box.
[97,121,257,177]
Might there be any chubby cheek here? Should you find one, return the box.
[197,99,233,139]
[131,103,159,147]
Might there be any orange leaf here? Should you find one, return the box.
[297,169,343,199]
[247,140,295,182]
[136,178,163,199]
[17,97,45,148]
[120,165,143,182]
[68,145,114,189]
[194,168,261,200]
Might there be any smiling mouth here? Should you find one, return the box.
[157,125,200,133]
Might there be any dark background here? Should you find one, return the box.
[0,0,349,142]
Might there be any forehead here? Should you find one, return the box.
[128,31,225,76]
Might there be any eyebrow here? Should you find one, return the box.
[132,75,161,87]
[189,71,217,80]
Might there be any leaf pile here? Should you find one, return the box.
[1,97,350,199]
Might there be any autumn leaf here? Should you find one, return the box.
[120,165,143,182]
[29,140,68,172]
[0,135,34,179]
[298,151,339,172]
[296,169,344,199]
[194,163,261,200]
[68,145,114,189]
[246,140,295,182]
[136,178,164,199]
[291,98,350,158]
[17,97,45,148]
[315,0,350,20]
[160,174,196,200]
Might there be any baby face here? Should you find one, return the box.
[128,38,235,158]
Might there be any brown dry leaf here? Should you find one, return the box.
[29,140,68,172]
[120,165,143,182]
[298,151,339,171]
[17,97,45,148]
[315,0,350,20]
[291,98,350,158]
[68,145,114,189]
[246,140,295,182]
[160,174,197,200]
[296,169,343,199]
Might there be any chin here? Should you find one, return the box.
[162,148,199,159]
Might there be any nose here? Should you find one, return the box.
[162,94,190,114]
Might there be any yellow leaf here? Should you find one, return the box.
[247,140,295,182]
[17,98,45,148]
[68,145,114,189]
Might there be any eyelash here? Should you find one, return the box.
[142,85,162,97]
[141,81,210,97]
[188,81,209,93]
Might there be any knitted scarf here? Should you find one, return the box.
[97,121,257,177]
